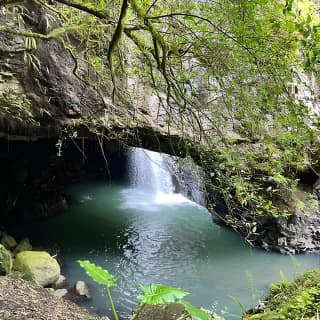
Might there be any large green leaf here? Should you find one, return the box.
[137,284,189,305]
[78,260,119,288]
[181,301,212,320]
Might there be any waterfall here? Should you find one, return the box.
[128,147,174,194]
[124,147,195,207]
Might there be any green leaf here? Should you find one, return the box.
[78,260,119,288]
[137,284,189,305]
[181,300,211,320]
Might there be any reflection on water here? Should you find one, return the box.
[9,181,320,320]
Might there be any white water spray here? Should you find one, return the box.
[128,147,174,194]
[126,147,191,205]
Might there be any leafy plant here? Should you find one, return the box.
[78,260,213,320]
[78,260,120,320]
[137,284,189,304]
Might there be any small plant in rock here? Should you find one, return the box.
[78,260,213,320]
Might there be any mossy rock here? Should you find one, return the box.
[0,244,12,275]
[13,238,32,256]
[13,251,60,287]
[1,233,17,250]
[134,303,186,320]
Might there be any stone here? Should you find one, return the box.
[1,233,17,250]
[0,244,12,275]
[13,251,60,287]
[13,238,32,255]
[53,275,67,289]
[74,280,91,299]
[53,288,68,298]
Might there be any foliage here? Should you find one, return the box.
[243,269,320,320]
[78,260,214,320]
[78,260,120,320]
[1,0,320,224]
[0,89,36,124]
[137,284,189,304]
[78,260,120,287]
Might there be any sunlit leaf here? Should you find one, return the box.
[137,284,189,304]
[78,260,119,288]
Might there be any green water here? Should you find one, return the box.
[11,180,320,319]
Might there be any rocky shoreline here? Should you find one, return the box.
[0,232,110,320]
[209,187,320,254]
[0,276,107,320]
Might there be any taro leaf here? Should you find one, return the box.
[137,284,189,305]
[78,260,119,288]
[181,301,211,320]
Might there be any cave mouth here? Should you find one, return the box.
[0,137,128,224]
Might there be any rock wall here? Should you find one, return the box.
[210,186,320,254]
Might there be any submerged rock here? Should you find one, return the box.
[0,244,12,275]
[74,280,91,299]
[13,251,60,287]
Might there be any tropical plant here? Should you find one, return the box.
[78,260,120,320]
[78,260,213,320]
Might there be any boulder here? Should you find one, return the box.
[13,251,60,287]
[1,233,17,250]
[0,244,12,275]
[13,238,32,255]
[74,280,91,299]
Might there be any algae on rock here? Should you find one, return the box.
[13,251,60,287]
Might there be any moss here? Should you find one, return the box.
[0,244,12,275]
[243,269,320,320]
[13,251,60,287]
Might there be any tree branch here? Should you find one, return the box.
[0,26,51,39]
[145,12,256,57]
[107,0,129,100]
[54,0,109,19]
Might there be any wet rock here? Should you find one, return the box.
[0,244,12,275]
[211,185,320,254]
[53,274,68,289]
[53,288,68,298]
[165,156,206,206]
[1,233,17,250]
[13,251,60,287]
[74,280,91,299]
